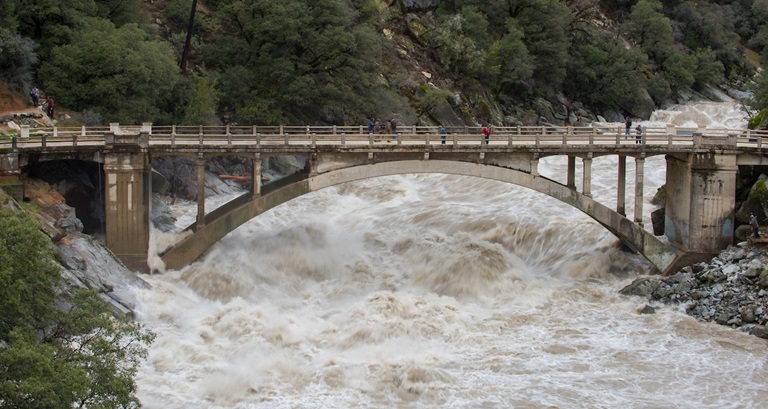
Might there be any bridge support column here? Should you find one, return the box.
[309,153,319,177]
[634,156,645,226]
[196,155,206,229]
[582,155,592,197]
[531,155,539,177]
[617,155,626,216]
[252,154,261,197]
[104,152,151,273]
[665,153,737,253]
[567,156,576,189]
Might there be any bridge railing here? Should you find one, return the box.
[7,124,768,150]
[1,126,110,148]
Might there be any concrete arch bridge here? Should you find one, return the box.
[2,123,768,274]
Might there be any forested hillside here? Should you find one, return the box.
[2,0,768,127]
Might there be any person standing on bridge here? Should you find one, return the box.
[625,116,632,138]
[635,124,642,144]
[482,124,493,144]
[390,118,397,139]
[750,214,760,238]
[440,125,447,144]
[368,117,375,134]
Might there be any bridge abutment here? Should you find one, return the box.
[665,153,737,253]
[104,151,151,273]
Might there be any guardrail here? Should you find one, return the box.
[3,124,768,150]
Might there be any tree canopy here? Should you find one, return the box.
[1,0,768,125]
[0,208,154,408]
[38,18,181,124]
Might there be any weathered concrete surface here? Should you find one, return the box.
[161,160,682,273]
[665,153,737,253]
[104,151,151,272]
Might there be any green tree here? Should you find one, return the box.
[203,0,386,124]
[749,69,768,112]
[565,37,647,108]
[0,208,154,408]
[486,24,533,95]
[692,47,724,87]
[95,0,141,26]
[668,1,741,70]
[181,72,222,125]
[459,0,572,91]
[38,18,182,124]
[428,13,487,79]
[625,0,674,62]
[12,0,98,59]
[0,30,38,89]
[661,50,696,92]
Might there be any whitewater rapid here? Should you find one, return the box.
[133,101,767,408]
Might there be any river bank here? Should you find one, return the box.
[621,241,768,339]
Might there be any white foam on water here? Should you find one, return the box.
[133,102,767,408]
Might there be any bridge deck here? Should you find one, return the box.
[2,124,768,155]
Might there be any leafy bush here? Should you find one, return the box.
[0,29,38,89]
[0,208,154,408]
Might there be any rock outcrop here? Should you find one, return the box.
[621,242,768,339]
[1,184,149,317]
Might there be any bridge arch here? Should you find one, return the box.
[161,160,682,273]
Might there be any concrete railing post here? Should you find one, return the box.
[109,123,120,133]
[20,125,29,139]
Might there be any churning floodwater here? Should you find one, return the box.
[134,101,768,408]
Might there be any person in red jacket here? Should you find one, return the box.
[482,124,493,144]
[46,96,54,118]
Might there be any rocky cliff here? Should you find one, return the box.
[1,182,148,317]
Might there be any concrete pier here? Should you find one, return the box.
[664,152,737,252]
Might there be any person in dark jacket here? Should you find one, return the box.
[46,96,54,118]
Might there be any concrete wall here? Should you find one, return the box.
[665,153,737,252]
[104,152,151,272]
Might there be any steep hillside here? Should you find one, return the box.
[0,84,27,112]
[1,0,766,127]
